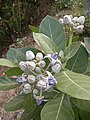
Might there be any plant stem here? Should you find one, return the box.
[68,27,73,46]
[40,90,42,97]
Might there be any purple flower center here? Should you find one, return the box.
[17,77,24,84]
[48,76,56,86]
[36,99,42,105]
[51,53,58,60]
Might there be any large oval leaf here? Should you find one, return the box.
[23,94,35,112]
[0,58,17,67]
[64,42,81,60]
[6,48,19,63]
[71,98,90,112]
[0,76,18,90]
[84,60,90,76]
[5,67,23,76]
[66,45,88,73]
[79,110,90,120]
[6,47,40,63]
[20,106,41,120]
[39,15,66,51]
[84,37,90,54]
[4,95,24,111]
[56,70,90,100]
[41,93,74,120]
[33,33,58,54]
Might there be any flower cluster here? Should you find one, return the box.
[59,15,85,33]
[17,50,62,105]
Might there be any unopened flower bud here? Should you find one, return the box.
[77,16,85,24]
[24,83,31,89]
[36,80,47,90]
[45,84,54,91]
[35,67,41,73]
[48,76,57,86]
[63,15,72,25]
[26,50,35,60]
[22,73,27,78]
[26,61,36,70]
[36,52,43,61]
[74,25,84,33]
[52,63,62,73]
[35,96,44,105]
[23,83,31,94]
[73,23,80,27]
[38,60,46,68]
[19,61,27,71]
[33,89,38,95]
[72,17,78,23]
[69,15,73,19]
[59,50,64,58]
[17,77,26,84]
[27,75,36,84]
[59,18,63,24]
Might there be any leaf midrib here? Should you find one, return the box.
[55,94,65,120]
[63,71,90,95]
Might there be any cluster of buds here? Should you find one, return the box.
[59,15,85,33]
[17,50,62,105]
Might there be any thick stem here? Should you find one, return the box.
[68,27,73,46]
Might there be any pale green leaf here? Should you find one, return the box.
[84,37,90,54]
[66,45,88,73]
[6,48,18,63]
[64,42,81,60]
[0,58,16,67]
[39,15,66,51]
[41,93,75,120]
[84,60,90,76]
[0,76,18,90]
[33,33,58,54]
[56,70,90,100]
[6,47,40,64]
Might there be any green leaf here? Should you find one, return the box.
[6,47,40,64]
[72,98,90,112]
[5,67,23,76]
[39,15,66,51]
[6,48,26,64]
[23,94,35,112]
[33,33,58,54]
[6,48,19,63]
[0,58,17,67]
[20,106,42,120]
[79,110,90,120]
[43,90,59,99]
[0,76,18,90]
[56,70,90,100]
[41,93,75,120]
[4,95,24,111]
[84,37,90,54]
[29,25,39,33]
[84,60,90,76]
[64,42,81,60]
[66,45,88,73]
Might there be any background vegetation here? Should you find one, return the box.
[0,0,90,57]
